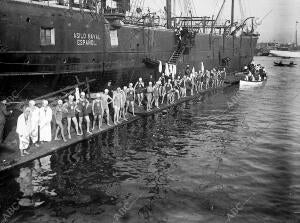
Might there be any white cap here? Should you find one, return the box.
[29,100,35,106]
[42,100,48,106]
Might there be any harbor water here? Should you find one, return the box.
[0,56,299,223]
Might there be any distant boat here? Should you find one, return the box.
[239,79,266,89]
[274,61,297,67]
[269,50,300,58]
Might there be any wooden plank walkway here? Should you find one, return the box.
[0,115,140,173]
[0,82,235,173]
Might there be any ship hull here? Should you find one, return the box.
[0,0,258,97]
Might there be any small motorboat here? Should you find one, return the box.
[239,79,266,89]
[274,61,297,67]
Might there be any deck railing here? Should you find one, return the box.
[10,0,126,15]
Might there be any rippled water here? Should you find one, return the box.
[0,56,299,223]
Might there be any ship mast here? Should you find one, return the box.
[296,21,299,47]
[231,0,235,27]
[166,0,172,29]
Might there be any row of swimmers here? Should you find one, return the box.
[15,68,227,156]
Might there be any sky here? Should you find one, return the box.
[141,0,300,43]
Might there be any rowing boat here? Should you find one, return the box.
[274,62,297,67]
[239,79,266,89]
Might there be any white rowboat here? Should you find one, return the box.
[239,79,266,89]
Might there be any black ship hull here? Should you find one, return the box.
[0,0,258,97]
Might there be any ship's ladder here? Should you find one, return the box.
[168,45,185,64]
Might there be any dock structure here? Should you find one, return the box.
[0,77,238,173]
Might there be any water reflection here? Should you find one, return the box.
[0,59,299,223]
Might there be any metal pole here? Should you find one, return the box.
[166,0,172,29]
[231,0,235,27]
[296,21,298,47]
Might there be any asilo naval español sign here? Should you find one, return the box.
[73,32,100,46]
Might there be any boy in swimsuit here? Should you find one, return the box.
[210,70,215,88]
[77,92,91,135]
[64,95,80,139]
[92,93,103,130]
[113,88,123,124]
[195,72,201,93]
[134,77,144,106]
[165,79,173,104]
[54,99,67,142]
[190,73,195,96]
[153,81,160,109]
[221,68,226,86]
[173,79,180,101]
[126,83,136,116]
[146,82,154,111]
[120,86,128,121]
[186,76,192,96]
[160,82,166,104]
[102,89,113,126]
[199,72,204,91]
[205,70,210,89]
[180,75,187,97]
